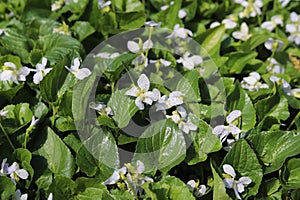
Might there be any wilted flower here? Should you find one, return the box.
[177,52,203,70]
[261,15,283,31]
[212,110,242,143]
[0,62,30,84]
[167,24,193,39]
[241,72,269,91]
[90,102,113,115]
[30,57,52,84]
[12,189,28,200]
[266,58,285,74]
[235,0,263,18]
[187,180,206,198]
[53,22,71,36]
[264,38,284,52]
[125,74,159,110]
[222,164,252,200]
[167,106,197,134]
[232,22,252,41]
[65,58,91,80]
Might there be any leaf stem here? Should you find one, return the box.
[0,122,15,150]
[287,111,300,130]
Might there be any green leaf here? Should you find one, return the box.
[211,162,231,200]
[117,11,146,30]
[257,178,281,198]
[281,158,300,189]
[63,134,82,153]
[143,176,195,200]
[37,33,83,63]
[49,175,76,200]
[227,82,256,131]
[108,89,139,129]
[225,51,257,74]
[186,117,221,164]
[76,129,118,180]
[176,69,201,102]
[248,131,300,174]
[239,34,270,51]
[255,86,290,121]
[196,25,225,56]
[0,176,16,200]
[34,127,75,178]
[221,139,263,198]
[39,58,70,103]
[55,116,76,132]
[71,21,95,42]
[133,120,186,174]
[1,103,33,134]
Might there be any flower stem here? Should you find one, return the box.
[0,122,15,150]
[123,176,139,200]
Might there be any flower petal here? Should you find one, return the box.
[15,169,29,179]
[223,164,236,178]
[137,74,150,91]
[127,41,140,53]
[76,68,92,80]
[226,110,242,124]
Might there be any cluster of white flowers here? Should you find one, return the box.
[103,160,153,196]
[222,164,252,199]
[65,58,91,80]
[270,76,300,98]
[235,0,263,18]
[241,72,269,91]
[213,110,242,150]
[187,180,206,198]
[125,74,197,134]
[286,12,300,45]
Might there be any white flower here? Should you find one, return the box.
[167,106,197,134]
[0,29,4,36]
[125,74,159,110]
[0,62,30,84]
[156,91,184,111]
[235,0,263,18]
[51,0,64,11]
[177,52,203,70]
[8,162,29,182]
[178,9,187,19]
[270,76,300,98]
[12,189,28,200]
[167,24,193,39]
[103,166,127,185]
[213,110,242,143]
[261,15,283,31]
[222,164,252,200]
[94,52,120,59]
[160,1,174,10]
[210,15,238,29]
[0,110,8,117]
[30,116,39,127]
[264,38,283,52]
[65,58,91,80]
[48,193,53,200]
[286,12,300,45]
[187,180,206,197]
[98,0,111,9]
[144,21,161,27]
[149,59,172,67]
[90,102,113,115]
[232,22,252,41]
[279,0,290,7]
[241,72,269,91]
[30,57,52,84]
[127,39,153,54]
[266,58,285,74]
